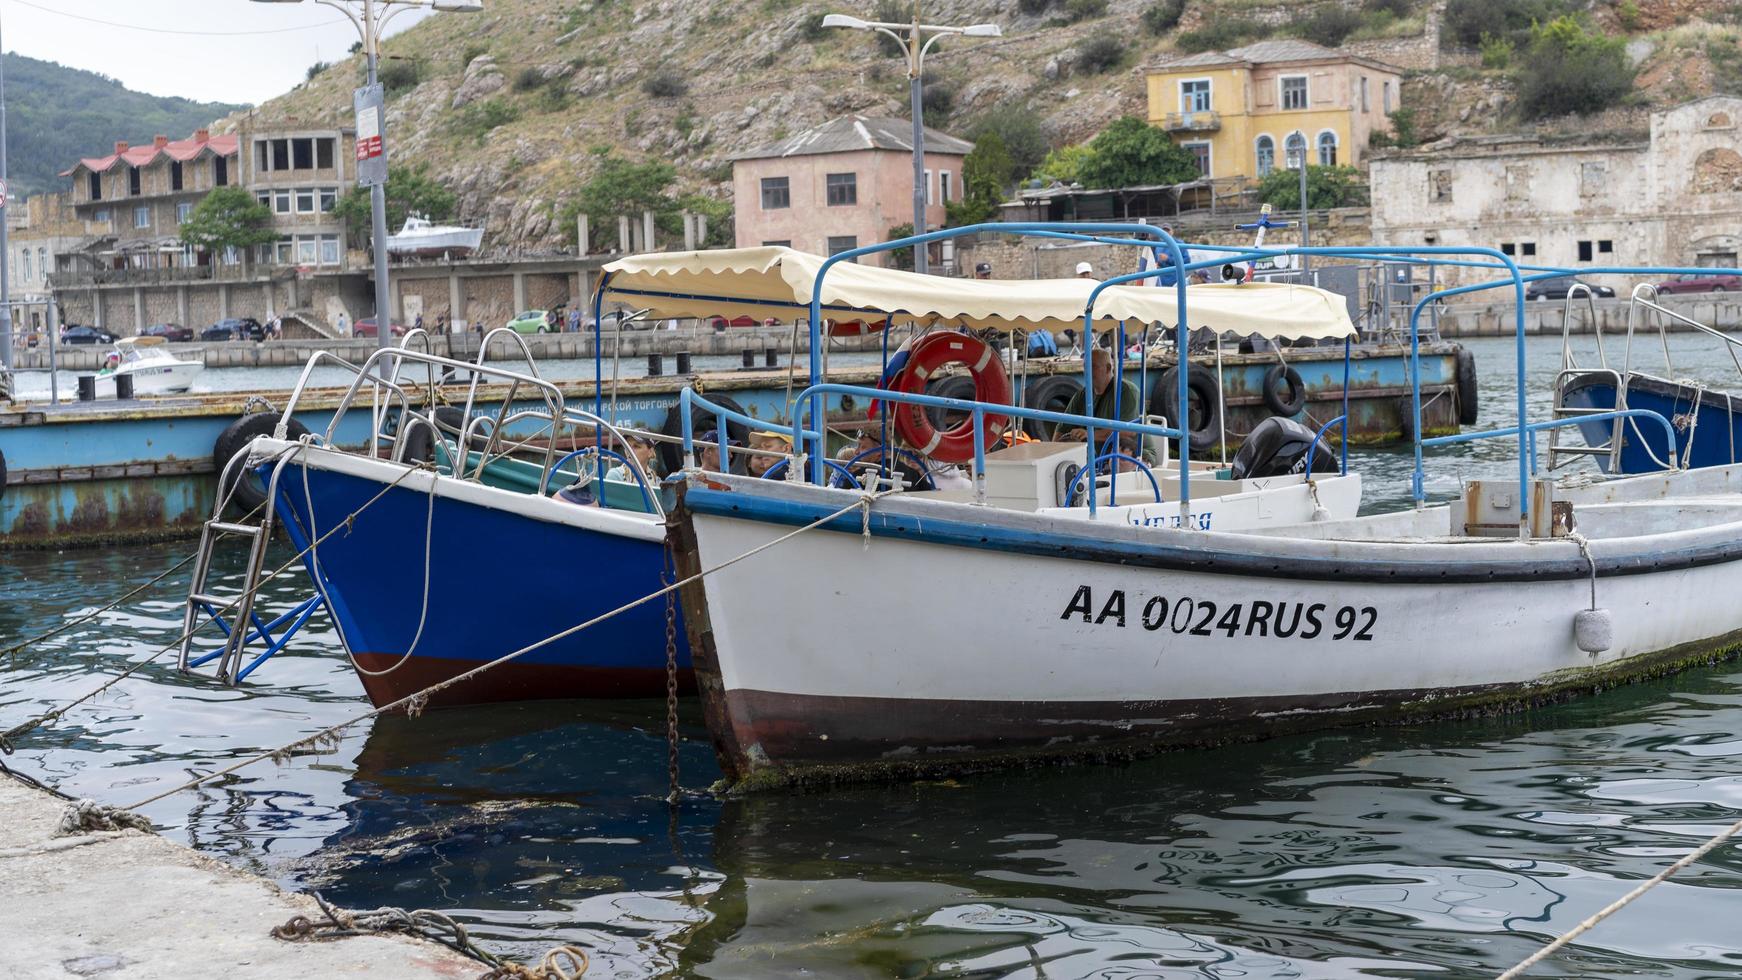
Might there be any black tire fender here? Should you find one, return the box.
[659,393,750,475]
[1261,364,1307,416]
[1152,367,1222,453]
[213,412,310,515]
[1022,374,1085,439]
[1455,346,1479,426]
[0,447,7,504]
[400,406,472,464]
[923,374,978,432]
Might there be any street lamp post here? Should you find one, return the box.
[0,9,14,391]
[823,6,999,275]
[1288,135,1309,280]
[252,0,480,360]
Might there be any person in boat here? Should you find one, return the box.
[698,430,741,473]
[1053,345,1145,464]
[606,436,657,484]
[747,432,791,478]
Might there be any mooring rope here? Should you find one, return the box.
[1494,812,1742,980]
[0,453,426,756]
[271,892,591,978]
[122,488,888,812]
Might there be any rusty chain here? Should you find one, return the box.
[662,540,681,805]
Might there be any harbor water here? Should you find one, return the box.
[9,334,1742,977]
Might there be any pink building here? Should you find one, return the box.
[731,115,972,267]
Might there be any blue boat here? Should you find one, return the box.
[1560,372,1740,473]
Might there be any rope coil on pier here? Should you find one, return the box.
[55,798,154,837]
[272,893,591,978]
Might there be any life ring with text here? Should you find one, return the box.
[890,332,1011,464]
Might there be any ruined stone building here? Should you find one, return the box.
[1370,96,1742,288]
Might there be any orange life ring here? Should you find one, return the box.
[890,333,1011,464]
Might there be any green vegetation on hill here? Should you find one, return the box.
[3,53,243,199]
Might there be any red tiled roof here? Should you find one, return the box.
[60,132,238,177]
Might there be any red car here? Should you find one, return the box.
[707,315,780,329]
[352,317,408,338]
[140,322,193,342]
[1655,272,1742,294]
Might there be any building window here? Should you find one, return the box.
[826,235,858,259]
[275,238,293,264]
[222,245,240,265]
[761,240,791,247]
[256,141,270,172]
[274,190,292,214]
[1521,242,1537,257]
[21,249,30,282]
[1580,161,1607,198]
[1599,240,1614,254]
[176,202,192,224]
[1501,243,1516,256]
[255,243,273,264]
[1429,169,1452,202]
[1183,141,1211,176]
[1578,240,1593,262]
[93,208,110,223]
[171,161,184,191]
[215,157,228,186]
[128,166,141,196]
[319,187,338,212]
[1505,164,1531,202]
[939,170,952,204]
[292,138,314,170]
[1255,135,1276,177]
[1316,131,1338,167]
[271,139,289,171]
[1284,131,1307,169]
[1360,76,1369,112]
[1383,81,1393,114]
[320,234,340,265]
[296,236,317,264]
[759,176,790,210]
[1280,75,1308,111]
[88,172,102,201]
[923,168,933,205]
[184,244,200,267]
[1180,78,1211,113]
[295,189,316,213]
[317,138,335,170]
[256,191,271,207]
[37,248,46,282]
[826,172,858,207]
[133,205,150,229]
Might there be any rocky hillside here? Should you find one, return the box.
[224,0,1742,253]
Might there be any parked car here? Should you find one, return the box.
[1525,275,1616,302]
[1655,272,1742,294]
[139,322,193,342]
[201,318,265,342]
[351,317,408,339]
[506,309,554,334]
[60,324,119,345]
[707,315,781,329]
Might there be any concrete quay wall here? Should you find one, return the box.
[1435,293,1742,338]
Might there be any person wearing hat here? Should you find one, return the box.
[1075,261,1096,280]
[748,431,792,478]
[1053,346,1142,453]
[974,262,992,280]
[698,429,741,473]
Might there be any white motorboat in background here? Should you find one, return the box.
[98,336,204,394]
[386,213,484,258]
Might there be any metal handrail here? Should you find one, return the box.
[1423,408,1679,470]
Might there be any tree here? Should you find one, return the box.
[331,166,457,243]
[179,186,275,260]
[1076,116,1199,189]
[557,147,728,251]
[1515,16,1634,120]
[885,223,915,270]
[1034,143,1093,185]
[946,133,1011,226]
[969,106,1049,183]
[1257,164,1363,209]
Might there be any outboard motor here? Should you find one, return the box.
[1230,416,1339,480]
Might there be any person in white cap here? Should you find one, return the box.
[1075,261,1096,280]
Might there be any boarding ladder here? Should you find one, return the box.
[177,447,324,684]
[1546,285,1626,472]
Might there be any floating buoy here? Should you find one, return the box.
[889,333,1011,464]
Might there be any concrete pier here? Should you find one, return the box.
[0,778,481,979]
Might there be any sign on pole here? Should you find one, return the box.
[0,177,10,210]
[353,84,387,187]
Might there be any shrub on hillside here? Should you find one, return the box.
[1442,0,1579,49]
[306,61,330,82]
[1294,6,1366,46]
[452,99,519,145]
[1063,0,1108,22]
[1143,0,1186,35]
[1176,18,1270,53]
[377,58,424,96]
[459,43,488,68]
[1018,0,1057,13]
[1365,0,1413,15]
[514,67,546,91]
[641,69,688,97]
[874,0,909,56]
[1075,34,1127,73]
[1515,15,1634,119]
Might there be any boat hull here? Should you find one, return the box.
[673,475,1742,790]
[1562,371,1742,473]
[100,360,205,395]
[264,441,692,707]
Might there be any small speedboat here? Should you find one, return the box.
[386,213,483,258]
[98,336,204,394]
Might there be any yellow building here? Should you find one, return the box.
[1144,39,1403,182]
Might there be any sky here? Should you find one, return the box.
[0,0,436,105]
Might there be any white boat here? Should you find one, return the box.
[385,213,483,257]
[98,336,204,394]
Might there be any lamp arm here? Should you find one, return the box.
[311,0,368,43]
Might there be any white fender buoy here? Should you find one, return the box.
[1574,608,1613,655]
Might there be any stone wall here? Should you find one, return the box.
[461,275,516,330]
[1175,0,1443,69]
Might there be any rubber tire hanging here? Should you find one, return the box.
[1261,364,1307,417]
[213,412,310,515]
[1151,367,1222,452]
[659,393,751,475]
[1455,347,1480,426]
[1021,374,1085,440]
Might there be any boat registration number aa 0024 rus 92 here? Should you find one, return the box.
[1060,585,1378,642]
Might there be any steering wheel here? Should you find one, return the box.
[831,446,937,491]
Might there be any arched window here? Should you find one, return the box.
[1317,131,1339,167]
[36,248,46,283]
[1284,131,1307,169]
[1255,135,1275,177]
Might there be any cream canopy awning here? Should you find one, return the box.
[600,246,1355,339]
